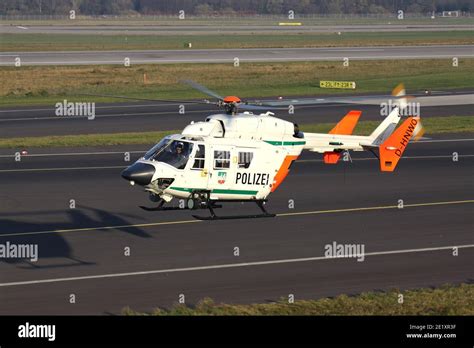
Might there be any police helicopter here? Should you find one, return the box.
[91,81,423,220]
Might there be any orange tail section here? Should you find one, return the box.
[324,110,361,164]
[379,116,419,172]
[271,155,298,192]
[329,110,361,135]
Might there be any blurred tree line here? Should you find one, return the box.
[1,0,472,15]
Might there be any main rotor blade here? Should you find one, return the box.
[181,80,224,100]
[239,104,288,111]
[77,93,215,105]
[251,94,412,107]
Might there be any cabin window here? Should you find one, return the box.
[192,145,206,169]
[214,150,230,169]
[238,152,253,168]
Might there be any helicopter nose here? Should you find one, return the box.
[121,162,155,185]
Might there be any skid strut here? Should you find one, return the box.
[140,198,222,212]
[192,199,275,221]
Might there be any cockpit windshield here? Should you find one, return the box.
[143,138,194,170]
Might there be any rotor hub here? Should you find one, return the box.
[223,96,241,104]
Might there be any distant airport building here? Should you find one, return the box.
[442,11,460,17]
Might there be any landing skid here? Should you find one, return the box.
[192,200,275,221]
[139,199,164,211]
[140,198,222,212]
[140,205,193,211]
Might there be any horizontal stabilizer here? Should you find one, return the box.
[329,110,361,135]
[379,116,419,172]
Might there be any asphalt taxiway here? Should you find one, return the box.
[1,99,473,138]
[0,136,472,314]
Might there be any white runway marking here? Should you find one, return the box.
[417,138,474,143]
[0,109,214,122]
[0,103,187,113]
[0,102,349,115]
[0,166,124,173]
[0,151,144,158]
[1,199,471,237]
[0,244,472,287]
[0,153,472,169]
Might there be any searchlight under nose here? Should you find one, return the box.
[121,162,155,186]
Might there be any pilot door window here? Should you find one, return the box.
[192,145,206,169]
[213,150,230,169]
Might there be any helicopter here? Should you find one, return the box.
[94,81,422,220]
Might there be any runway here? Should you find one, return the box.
[1,99,473,138]
[2,24,473,35]
[0,136,472,314]
[1,45,473,66]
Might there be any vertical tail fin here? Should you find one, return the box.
[324,110,361,164]
[329,110,361,135]
[379,116,420,172]
[369,107,402,145]
[368,83,408,144]
[368,83,425,146]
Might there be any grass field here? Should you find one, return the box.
[1,116,472,149]
[1,31,473,51]
[1,59,473,107]
[121,283,474,315]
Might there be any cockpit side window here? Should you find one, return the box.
[145,139,194,170]
[192,145,206,169]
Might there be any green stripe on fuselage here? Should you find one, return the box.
[169,187,258,195]
[264,140,306,146]
[169,187,194,192]
[212,189,258,195]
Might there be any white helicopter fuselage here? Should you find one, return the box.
[136,112,304,202]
